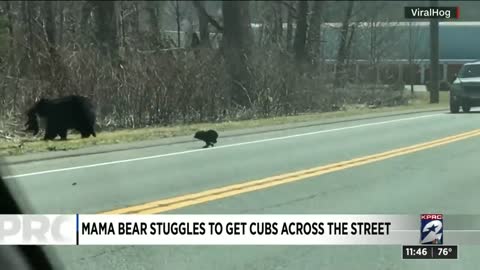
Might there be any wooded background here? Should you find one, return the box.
[0,1,479,131]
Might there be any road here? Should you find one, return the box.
[3,109,480,270]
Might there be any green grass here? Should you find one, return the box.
[0,91,449,157]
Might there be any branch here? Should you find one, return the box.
[280,1,296,14]
[191,1,223,32]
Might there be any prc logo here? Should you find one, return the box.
[420,214,443,244]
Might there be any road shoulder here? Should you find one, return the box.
[3,108,446,165]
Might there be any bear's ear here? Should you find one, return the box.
[36,98,49,107]
[26,106,35,116]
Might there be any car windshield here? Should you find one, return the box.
[2,1,480,269]
[458,64,480,78]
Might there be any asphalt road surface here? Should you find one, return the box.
[3,109,480,270]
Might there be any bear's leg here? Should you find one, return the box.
[86,124,96,137]
[44,125,57,140]
[90,128,96,137]
[58,129,68,140]
[80,125,95,138]
[87,126,96,137]
[80,131,90,138]
[43,134,56,140]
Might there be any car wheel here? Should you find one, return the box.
[450,100,460,113]
[462,105,471,113]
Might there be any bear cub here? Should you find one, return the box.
[194,130,218,148]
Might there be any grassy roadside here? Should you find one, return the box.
[0,91,448,156]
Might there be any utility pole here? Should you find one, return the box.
[429,0,440,103]
[408,21,414,94]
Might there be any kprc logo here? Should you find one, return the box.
[420,214,443,244]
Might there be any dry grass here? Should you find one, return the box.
[0,91,448,156]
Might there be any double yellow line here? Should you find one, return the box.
[100,129,480,215]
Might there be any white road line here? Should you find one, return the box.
[3,113,444,179]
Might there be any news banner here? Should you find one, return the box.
[4,213,480,260]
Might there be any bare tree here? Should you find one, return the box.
[408,22,422,94]
[43,1,55,49]
[307,1,323,64]
[4,1,14,51]
[92,0,119,59]
[334,1,354,88]
[20,1,36,76]
[192,1,211,47]
[366,22,402,83]
[222,0,253,108]
[175,0,181,47]
[272,2,283,44]
[293,0,308,62]
[256,2,284,47]
[57,1,64,46]
[80,1,93,43]
[146,1,160,34]
[192,1,223,33]
[285,2,294,51]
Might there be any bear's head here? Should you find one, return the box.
[194,131,204,140]
[24,99,47,136]
[33,98,49,116]
[24,113,39,135]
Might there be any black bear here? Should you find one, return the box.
[194,129,218,148]
[24,95,97,140]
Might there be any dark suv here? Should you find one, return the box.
[450,61,480,113]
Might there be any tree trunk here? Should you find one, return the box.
[22,1,34,50]
[43,1,56,49]
[222,1,253,108]
[273,2,283,44]
[345,24,356,66]
[93,1,118,59]
[58,1,64,46]
[408,22,414,94]
[334,1,354,88]
[20,1,35,76]
[118,1,125,51]
[286,5,293,51]
[293,0,308,62]
[137,2,149,32]
[44,1,72,95]
[175,0,181,47]
[80,1,93,40]
[4,1,14,51]
[369,20,376,64]
[147,1,160,34]
[131,2,139,33]
[307,1,323,64]
[193,1,211,47]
